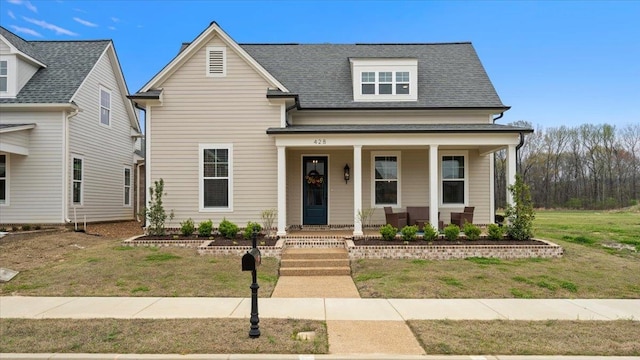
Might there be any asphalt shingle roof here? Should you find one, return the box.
[0,27,43,64]
[240,43,507,109]
[267,123,533,134]
[0,27,110,104]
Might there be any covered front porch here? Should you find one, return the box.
[268,124,526,236]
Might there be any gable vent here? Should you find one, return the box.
[206,46,226,77]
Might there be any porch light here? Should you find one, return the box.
[344,164,350,184]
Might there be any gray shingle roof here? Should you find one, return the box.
[0,26,44,64]
[267,123,533,134]
[241,43,507,109]
[0,27,110,104]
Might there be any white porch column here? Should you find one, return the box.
[353,145,363,236]
[429,145,439,230]
[277,146,287,236]
[506,144,517,208]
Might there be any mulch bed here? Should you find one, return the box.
[137,234,279,247]
[351,238,547,246]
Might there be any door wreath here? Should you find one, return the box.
[305,170,324,187]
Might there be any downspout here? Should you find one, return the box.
[63,103,80,224]
[284,95,300,127]
[515,132,526,174]
[492,112,504,123]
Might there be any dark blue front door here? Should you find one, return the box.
[303,156,328,225]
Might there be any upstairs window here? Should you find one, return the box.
[350,58,418,102]
[73,157,83,205]
[0,61,7,92]
[99,87,111,126]
[206,46,227,77]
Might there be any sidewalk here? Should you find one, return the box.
[2,296,639,321]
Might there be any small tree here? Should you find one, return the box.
[141,178,174,236]
[356,208,376,230]
[505,174,535,240]
[260,209,277,238]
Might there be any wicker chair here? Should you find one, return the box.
[383,207,407,229]
[450,206,475,227]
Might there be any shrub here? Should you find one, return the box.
[444,224,460,241]
[21,224,31,231]
[422,224,438,241]
[401,225,419,241]
[505,174,535,240]
[197,219,213,237]
[179,218,195,236]
[11,226,19,232]
[462,222,481,240]
[379,224,397,241]
[487,223,505,240]
[243,221,263,240]
[141,178,174,236]
[34,225,41,230]
[260,209,277,238]
[219,218,239,239]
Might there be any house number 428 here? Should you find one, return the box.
[313,139,327,145]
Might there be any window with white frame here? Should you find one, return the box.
[372,152,400,206]
[361,72,375,94]
[72,157,83,205]
[441,154,467,205]
[0,61,7,92]
[0,154,7,205]
[350,58,417,102]
[360,71,411,96]
[396,71,410,94]
[123,166,131,206]
[99,87,111,126]
[200,144,232,210]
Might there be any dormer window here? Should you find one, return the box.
[350,58,418,102]
[0,61,7,92]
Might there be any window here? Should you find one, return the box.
[0,61,7,92]
[124,167,131,206]
[441,154,467,205]
[200,144,232,210]
[206,46,226,77]
[73,157,83,205]
[0,154,7,205]
[396,71,410,94]
[372,152,400,206]
[378,72,392,94]
[361,72,375,94]
[100,87,111,126]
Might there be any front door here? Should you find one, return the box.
[303,156,328,225]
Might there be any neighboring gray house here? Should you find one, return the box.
[131,22,532,236]
[0,27,142,225]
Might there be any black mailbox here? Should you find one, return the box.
[242,248,261,271]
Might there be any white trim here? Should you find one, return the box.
[199,143,233,212]
[276,146,287,236]
[439,150,469,207]
[145,106,151,224]
[0,57,12,97]
[507,144,517,208]
[370,151,401,208]
[0,103,77,110]
[0,152,9,206]
[206,46,226,77]
[353,145,363,236]
[72,155,84,206]
[300,154,330,225]
[123,165,132,207]
[99,86,112,127]
[0,143,29,155]
[489,154,495,223]
[0,34,47,68]
[350,58,418,102]
[428,145,439,230]
[140,22,288,93]
[273,132,522,147]
[0,124,36,133]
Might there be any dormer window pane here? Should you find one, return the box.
[361,72,375,95]
[0,61,7,92]
[396,71,410,94]
[379,72,392,94]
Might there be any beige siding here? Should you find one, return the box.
[467,150,491,224]
[293,111,491,125]
[149,36,281,228]
[0,129,31,150]
[69,50,136,222]
[16,58,39,93]
[0,111,64,223]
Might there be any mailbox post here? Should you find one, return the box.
[241,229,261,338]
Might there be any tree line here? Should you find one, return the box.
[495,122,640,210]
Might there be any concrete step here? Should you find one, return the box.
[279,266,352,276]
[281,248,348,260]
[280,258,350,268]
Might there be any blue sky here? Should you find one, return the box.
[1,0,638,129]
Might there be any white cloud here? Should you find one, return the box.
[73,8,87,13]
[22,17,78,36]
[8,10,16,19]
[73,17,98,27]
[9,25,42,37]
[6,0,37,13]
[111,17,120,23]
[108,26,116,30]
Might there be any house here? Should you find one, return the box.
[0,27,142,225]
[130,22,532,236]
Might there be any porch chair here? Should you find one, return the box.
[450,207,475,227]
[383,207,407,229]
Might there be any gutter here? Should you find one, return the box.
[284,95,300,127]
[492,112,504,123]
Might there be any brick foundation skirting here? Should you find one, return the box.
[123,235,563,260]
